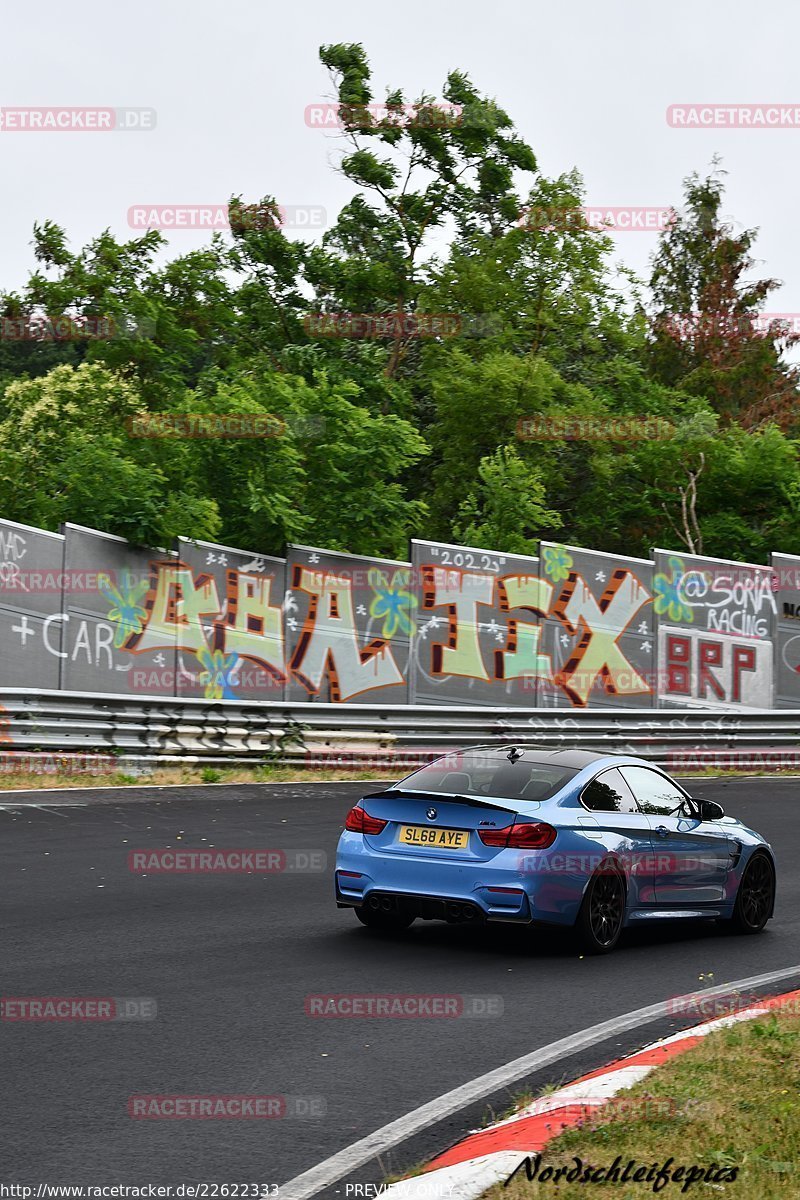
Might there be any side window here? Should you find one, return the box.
[582,768,639,814]
[619,766,687,816]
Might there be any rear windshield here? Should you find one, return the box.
[393,751,577,803]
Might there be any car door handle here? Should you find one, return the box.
[655,825,669,838]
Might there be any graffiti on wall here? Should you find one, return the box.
[13,525,286,700]
[655,550,776,710]
[409,539,545,705]
[0,519,64,689]
[0,518,786,711]
[537,544,654,709]
[60,523,177,695]
[284,545,412,702]
[168,539,285,700]
[409,540,654,707]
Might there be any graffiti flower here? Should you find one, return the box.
[542,544,573,583]
[368,568,417,639]
[196,646,241,700]
[653,555,693,624]
[98,570,150,648]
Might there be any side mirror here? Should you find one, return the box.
[691,797,725,821]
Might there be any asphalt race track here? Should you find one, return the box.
[3,778,800,1191]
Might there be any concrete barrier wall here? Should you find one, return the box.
[409,538,542,706]
[173,537,285,701]
[654,550,776,710]
[772,552,800,708]
[0,518,787,710]
[285,544,411,704]
[61,523,178,696]
[0,518,64,690]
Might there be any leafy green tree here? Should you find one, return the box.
[421,347,616,541]
[576,405,800,560]
[649,164,800,428]
[2,47,799,571]
[300,43,537,379]
[422,170,645,388]
[0,363,219,545]
[168,371,429,557]
[453,446,561,554]
[1,222,237,404]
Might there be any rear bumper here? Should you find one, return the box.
[335,879,534,924]
[335,831,582,926]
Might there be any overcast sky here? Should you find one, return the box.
[2,0,799,323]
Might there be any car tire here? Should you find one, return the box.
[731,852,775,935]
[355,906,415,931]
[575,864,626,955]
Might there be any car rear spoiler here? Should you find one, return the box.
[361,788,515,814]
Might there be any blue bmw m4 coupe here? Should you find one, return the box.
[334,746,776,954]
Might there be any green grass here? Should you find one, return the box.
[480,1010,800,1199]
[1,761,798,793]
[0,764,398,790]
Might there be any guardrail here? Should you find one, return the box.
[0,689,797,774]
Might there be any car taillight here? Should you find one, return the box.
[344,805,387,835]
[477,826,512,847]
[478,822,556,849]
[509,822,557,848]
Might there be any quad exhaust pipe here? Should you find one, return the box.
[367,893,480,923]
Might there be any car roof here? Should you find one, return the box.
[446,745,618,770]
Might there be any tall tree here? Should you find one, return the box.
[302,43,537,379]
[649,164,800,429]
[1,222,237,405]
[0,363,219,544]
